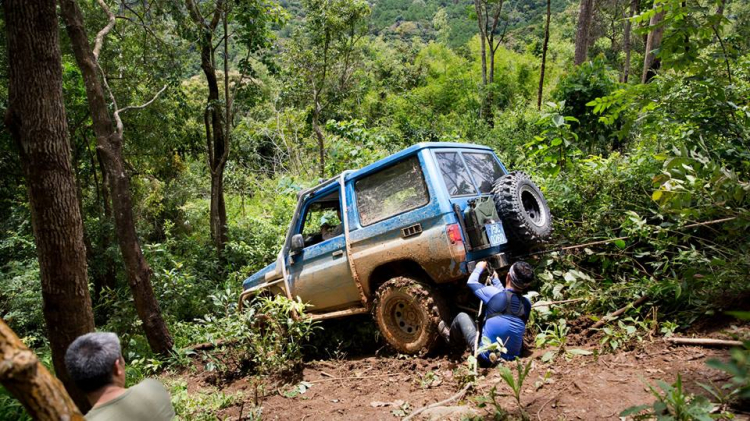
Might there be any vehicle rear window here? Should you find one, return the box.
[464,152,505,193]
[355,156,429,226]
[436,152,476,196]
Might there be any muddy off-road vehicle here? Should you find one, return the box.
[241,142,552,354]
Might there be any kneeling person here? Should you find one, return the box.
[440,261,533,364]
[65,332,175,420]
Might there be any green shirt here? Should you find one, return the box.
[85,379,175,421]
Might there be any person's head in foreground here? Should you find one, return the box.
[506,261,534,292]
[65,332,174,420]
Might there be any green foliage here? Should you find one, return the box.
[526,101,581,174]
[535,318,568,349]
[1,1,750,419]
[552,57,620,154]
[497,359,533,408]
[0,387,31,421]
[620,375,718,421]
[167,379,261,421]
[477,359,533,419]
[704,313,750,406]
[175,292,318,377]
[598,317,650,352]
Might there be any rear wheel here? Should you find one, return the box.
[373,277,447,355]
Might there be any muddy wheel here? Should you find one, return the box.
[492,171,552,247]
[373,277,446,355]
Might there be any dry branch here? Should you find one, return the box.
[666,337,744,348]
[0,319,84,420]
[93,0,115,59]
[402,383,472,421]
[532,298,584,308]
[585,295,650,336]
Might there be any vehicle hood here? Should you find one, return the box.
[242,261,277,291]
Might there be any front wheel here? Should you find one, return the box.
[373,277,446,355]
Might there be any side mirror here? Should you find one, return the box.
[290,234,304,254]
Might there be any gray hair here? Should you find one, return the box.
[64,332,122,392]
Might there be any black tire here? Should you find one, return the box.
[492,171,552,247]
[373,277,447,355]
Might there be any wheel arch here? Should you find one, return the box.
[366,259,433,298]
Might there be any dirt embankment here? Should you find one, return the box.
[171,324,748,421]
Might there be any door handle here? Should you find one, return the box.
[332,250,344,258]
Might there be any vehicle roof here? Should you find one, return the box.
[299,142,494,198]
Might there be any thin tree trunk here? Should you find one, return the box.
[642,10,665,83]
[0,320,85,420]
[95,150,117,298]
[474,0,488,86]
[538,0,551,109]
[621,0,636,82]
[574,0,595,65]
[3,0,95,410]
[313,106,326,178]
[489,44,496,84]
[187,0,228,254]
[59,0,174,354]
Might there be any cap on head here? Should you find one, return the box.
[508,261,534,291]
[64,332,121,393]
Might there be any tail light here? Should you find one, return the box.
[446,223,466,262]
[446,224,463,244]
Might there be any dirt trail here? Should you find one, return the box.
[173,331,748,420]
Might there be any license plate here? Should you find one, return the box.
[485,223,508,246]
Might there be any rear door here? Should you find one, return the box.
[432,149,508,258]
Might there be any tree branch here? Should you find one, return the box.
[93,0,116,60]
[112,84,168,137]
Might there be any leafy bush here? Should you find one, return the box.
[0,387,31,421]
[552,57,620,154]
[175,291,318,378]
[620,375,718,421]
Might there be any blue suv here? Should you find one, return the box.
[242,142,552,354]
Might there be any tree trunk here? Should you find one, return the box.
[210,171,228,251]
[537,0,551,109]
[193,6,229,254]
[642,10,665,83]
[312,106,326,179]
[574,0,595,65]
[94,150,117,304]
[3,0,95,411]
[474,0,488,86]
[621,0,636,82]
[0,320,85,420]
[58,0,174,355]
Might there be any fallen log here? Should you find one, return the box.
[666,337,744,348]
[585,295,650,336]
[0,319,84,420]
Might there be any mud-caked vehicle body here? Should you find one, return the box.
[242,142,552,354]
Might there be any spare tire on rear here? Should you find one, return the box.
[492,171,552,247]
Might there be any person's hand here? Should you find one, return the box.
[476,261,487,271]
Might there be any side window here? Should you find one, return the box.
[299,193,342,247]
[355,156,429,226]
[464,152,505,193]
[436,152,477,196]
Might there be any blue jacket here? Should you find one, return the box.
[468,266,531,362]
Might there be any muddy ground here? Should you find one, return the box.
[170,319,749,420]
